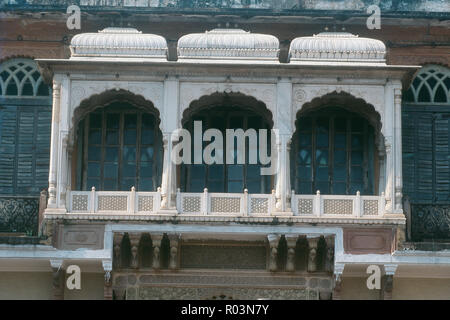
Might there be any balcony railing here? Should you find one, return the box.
[69,187,161,214]
[291,191,385,218]
[177,188,275,216]
[65,187,388,220]
[0,195,39,235]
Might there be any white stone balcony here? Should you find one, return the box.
[47,188,402,224]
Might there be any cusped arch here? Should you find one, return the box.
[179,83,277,127]
[182,91,274,128]
[294,91,383,147]
[70,89,162,145]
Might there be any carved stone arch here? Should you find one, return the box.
[69,88,162,146]
[179,82,277,128]
[181,91,274,128]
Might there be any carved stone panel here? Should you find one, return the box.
[343,228,394,254]
[56,224,104,250]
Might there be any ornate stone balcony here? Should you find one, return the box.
[49,188,404,224]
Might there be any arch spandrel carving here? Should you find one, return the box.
[179,82,277,127]
[69,80,164,118]
[292,84,385,133]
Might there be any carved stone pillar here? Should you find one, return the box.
[129,233,140,269]
[113,233,123,269]
[48,79,61,208]
[267,234,280,272]
[285,234,298,272]
[151,234,164,270]
[382,264,398,300]
[332,263,345,300]
[160,133,177,210]
[102,260,113,300]
[168,234,180,270]
[325,237,335,273]
[275,135,292,213]
[50,260,64,300]
[307,237,319,273]
[384,138,393,213]
[394,87,403,212]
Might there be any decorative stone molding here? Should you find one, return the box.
[267,234,280,272]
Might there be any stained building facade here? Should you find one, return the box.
[0,0,449,300]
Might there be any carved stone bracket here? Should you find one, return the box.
[50,260,64,300]
[307,237,319,273]
[382,264,398,300]
[102,260,113,300]
[285,234,298,272]
[129,233,141,269]
[151,234,164,270]
[332,263,345,300]
[267,234,280,272]
[168,234,181,270]
[113,233,124,269]
[325,237,335,273]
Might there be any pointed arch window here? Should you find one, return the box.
[404,65,450,104]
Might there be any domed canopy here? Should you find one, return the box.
[177,29,279,63]
[289,32,386,64]
[70,27,168,60]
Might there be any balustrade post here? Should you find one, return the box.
[90,186,96,213]
[243,188,249,216]
[176,188,181,212]
[291,190,296,215]
[314,191,321,216]
[129,186,136,214]
[202,188,208,215]
[380,192,386,216]
[355,191,361,217]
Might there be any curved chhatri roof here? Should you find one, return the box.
[289,32,386,64]
[70,27,168,60]
[177,29,280,62]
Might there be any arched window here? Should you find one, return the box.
[291,107,376,196]
[180,94,273,194]
[404,65,450,104]
[0,58,50,97]
[76,101,163,191]
[0,58,51,196]
[402,64,450,240]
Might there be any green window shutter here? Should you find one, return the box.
[0,106,17,194]
[433,116,450,203]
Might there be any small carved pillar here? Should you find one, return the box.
[168,234,180,270]
[307,237,319,273]
[267,234,280,272]
[382,264,398,300]
[129,233,140,269]
[48,79,61,208]
[113,233,123,269]
[332,263,345,300]
[151,234,164,270]
[102,260,113,300]
[50,260,64,300]
[285,234,298,272]
[275,135,292,213]
[394,87,403,212]
[160,133,177,210]
[325,237,335,273]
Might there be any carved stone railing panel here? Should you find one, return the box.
[0,196,39,235]
[68,189,161,214]
[177,189,273,216]
[291,192,385,219]
[411,204,450,241]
